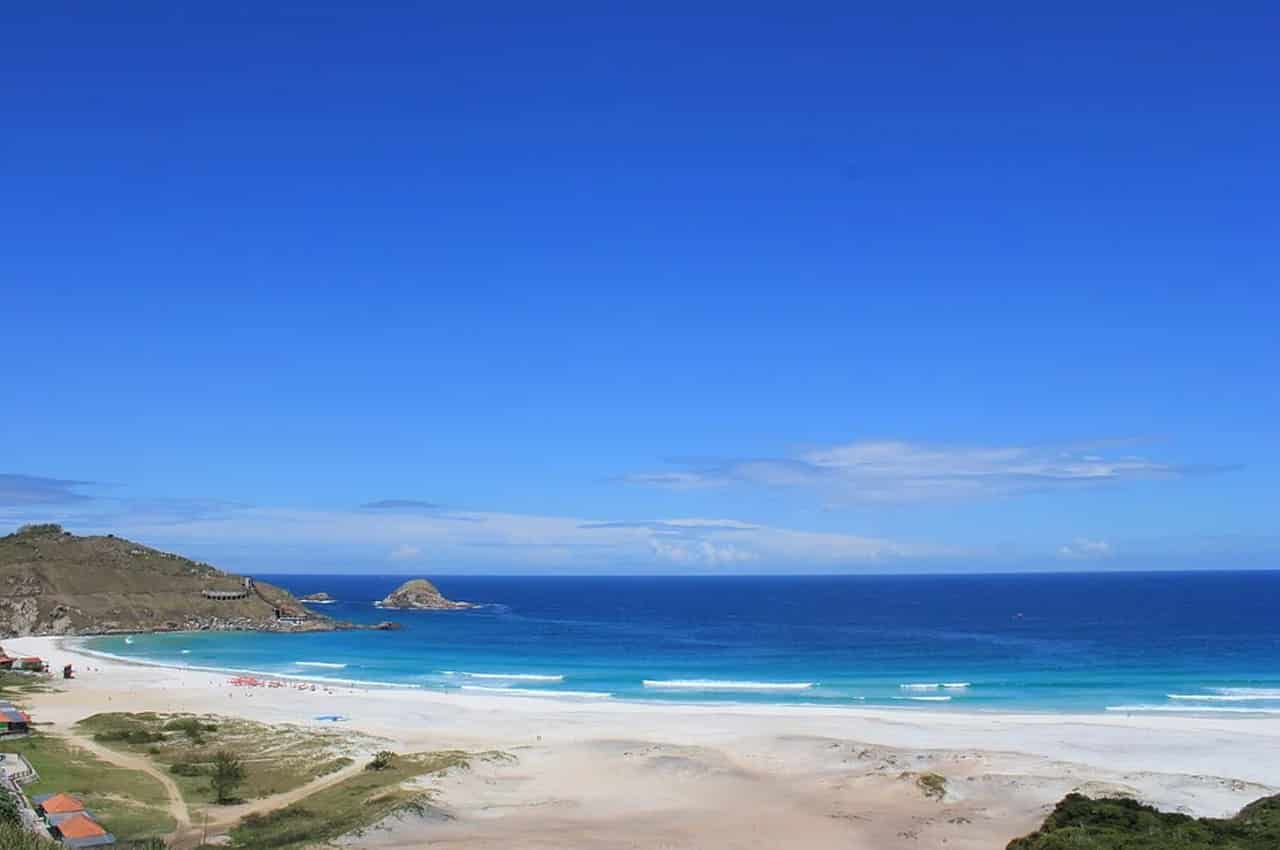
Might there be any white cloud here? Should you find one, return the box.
[1057,538,1113,560]
[625,439,1204,504]
[5,499,959,571]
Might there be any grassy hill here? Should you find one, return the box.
[1007,792,1280,850]
[0,524,338,636]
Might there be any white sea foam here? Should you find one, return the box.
[180,650,191,654]
[1210,688,1280,698]
[296,661,347,669]
[459,685,611,699]
[455,671,565,682]
[941,682,971,689]
[894,695,952,702]
[1107,704,1280,714]
[900,683,941,690]
[1168,693,1280,702]
[642,679,815,691]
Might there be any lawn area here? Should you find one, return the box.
[228,750,473,850]
[5,733,175,841]
[77,712,362,805]
[0,670,57,699]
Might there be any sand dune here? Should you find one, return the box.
[9,636,1279,849]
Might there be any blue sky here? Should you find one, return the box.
[2,3,1277,573]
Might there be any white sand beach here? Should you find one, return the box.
[9,635,1280,849]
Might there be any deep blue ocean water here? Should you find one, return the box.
[89,573,1280,714]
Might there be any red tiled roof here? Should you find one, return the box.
[42,793,85,814]
[57,814,107,840]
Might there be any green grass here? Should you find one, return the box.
[77,713,361,806]
[228,750,471,850]
[1007,792,1280,850]
[0,670,57,698]
[5,734,175,841]
[0,820,56,849]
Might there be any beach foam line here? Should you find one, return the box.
[450,671,565,682]
[1107,704,1280,714]
[642,679,815,691]
[74,645,415,691]
[1168,693,1280,702]
[459,685,611,699]
[296,661,347,669]
[1210,688,1280,698]
[894,695,952,702]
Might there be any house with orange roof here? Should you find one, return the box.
[34,792,85,817]
[49,812,116,848]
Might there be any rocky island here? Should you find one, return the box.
[0,523,346,636]
[376,578,473,610]
[301,591,337,604]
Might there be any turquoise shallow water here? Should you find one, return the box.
[89,573,1280,714]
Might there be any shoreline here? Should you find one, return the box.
[7,634,1280,847]
[68,632,1280,720]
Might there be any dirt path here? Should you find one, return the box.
[58,730,371,847]
[57,731,193,840]
[201,760,368,830]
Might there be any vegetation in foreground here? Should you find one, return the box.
[77,712,358,805]
[5,732,175,840]
[1007,792,1280,850]
[0,821,171,850]
[228,750,475,850]
[0,670,56,698]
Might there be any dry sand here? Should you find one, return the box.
[8,636,1279,849]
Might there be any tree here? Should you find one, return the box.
[0,790,20,825]
[210,750,246,804]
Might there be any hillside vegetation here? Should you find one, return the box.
[0,524,334,636]
[1008,792,1280,850]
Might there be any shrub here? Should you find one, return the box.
[366,750,396,771]
[169,762,207,776]
[917,772,947,800]
[210,750,246,804]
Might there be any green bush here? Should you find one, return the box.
[94,729,164,745]
[0,820,54,848]
[1008,793,1280,849]
[169,761,207,776]
[365,750,396,771]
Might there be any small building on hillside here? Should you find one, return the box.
[34,793,85,818]
[0,702,31,735]
[48,812,115,848]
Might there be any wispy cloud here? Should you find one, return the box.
[623,439,1222,504]
[0,473,96,506]
[1057,538,1113,560]
[360,499,442,511]
[2,488,958,570]
[389,543,422,561]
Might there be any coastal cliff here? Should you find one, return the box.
[376,578,473,610]
[0,523,343,636]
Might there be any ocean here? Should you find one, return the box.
[89,572,1280,714]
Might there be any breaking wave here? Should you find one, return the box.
[447,671,565,682]
[1107,704,1280,714]
[459,685,611,699]
[642,679,815,691]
